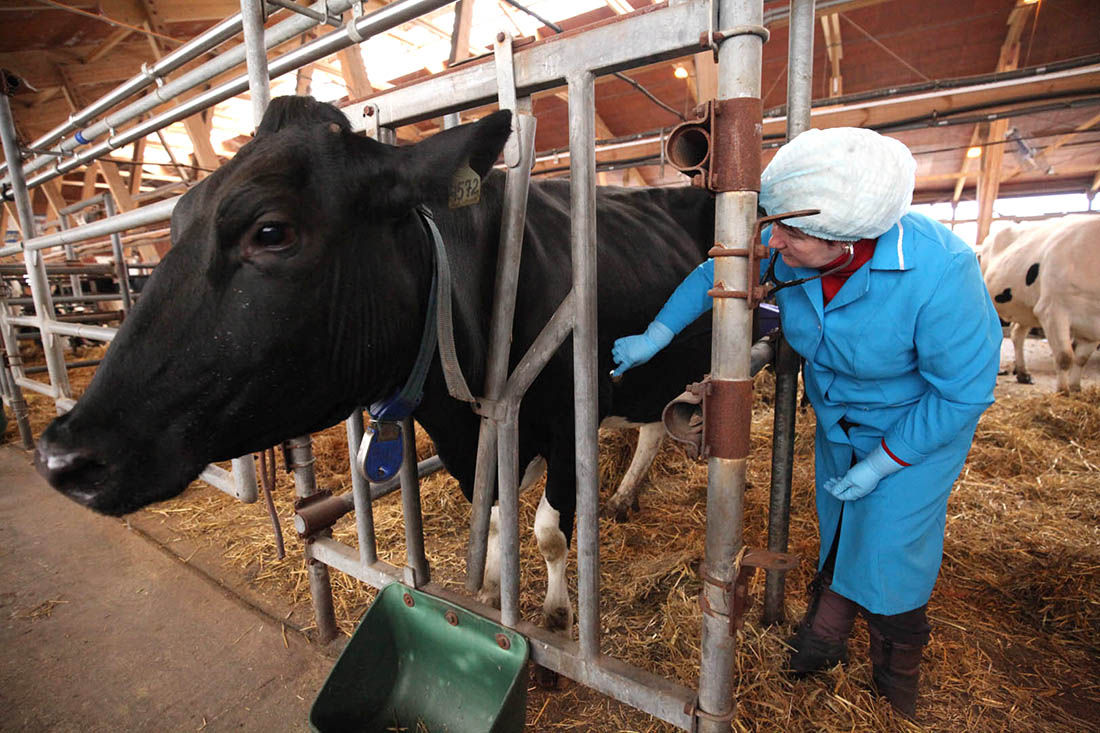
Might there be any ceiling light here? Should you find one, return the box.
[606,0,634,14]
[966,146,983,159]
[673,65,689,79]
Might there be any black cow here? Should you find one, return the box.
[34,96,714,631]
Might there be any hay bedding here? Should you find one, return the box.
[9,346,1100,732]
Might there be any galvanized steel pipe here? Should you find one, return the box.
[20,0,453,192]
[3,0,358,188]
[568,70,601,660]
[763,0,815,627]
[696,0,765,729]
[0,92,71,400]
[241,0,273,129]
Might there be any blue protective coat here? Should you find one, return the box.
[654,212,1001,614]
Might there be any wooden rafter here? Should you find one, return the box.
[129,135,146,195]
[40,180,68,224]
[975,1,1036,245]
[1004,110,1100,181]
[820,13,843,97]
[449,0,476,65]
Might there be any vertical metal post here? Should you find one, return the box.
[399,416,430,586]
[0,92,71,402]
[497,413,521,627]
[696,0,764,729]
[568,70,600,660]
[102,195,133,314]
[345,410,379,565]
[466,33,536,593]
[286,434,339,643]
[0,337,33,448]
[241,0,272,129]
[763,0,815,627]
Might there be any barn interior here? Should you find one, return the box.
[1,1,1099,732]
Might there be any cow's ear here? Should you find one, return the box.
[377,110,512,209]
[256,95,351,136]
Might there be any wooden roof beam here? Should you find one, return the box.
[975,0,1036,244]
[1004,110,1100,181]
[821,12,843,98]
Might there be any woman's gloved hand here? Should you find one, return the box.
[823,443,904,501]
[611,321,674,377]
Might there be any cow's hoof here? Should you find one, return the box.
[600,500,631,523]
[476,586,501,609]
[1016,373,1033,384]
[533,664,560,689]
[543,606,572,633]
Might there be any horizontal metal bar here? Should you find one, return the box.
[21,0,452,192]
[4,0,361,187]
[45,322,118,342]
[0,263,120,276]
[308,535,696,729]
[24,197,179,251]
[344,1,711,130]
[0,15,244,180]
[14,376,56,397]
[6,294,133,306]
[24,359,101,375]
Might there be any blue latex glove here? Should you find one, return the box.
[611,321,674,377]
[823,443,905,501]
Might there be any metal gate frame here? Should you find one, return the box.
[0,1,822,729]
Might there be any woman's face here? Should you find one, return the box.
[769,222,850,269]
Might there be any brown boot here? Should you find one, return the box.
[868,625,923,718]
[786,579,857,678]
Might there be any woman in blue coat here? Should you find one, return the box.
[611,127,1001,717]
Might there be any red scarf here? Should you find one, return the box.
[820,239,876,304]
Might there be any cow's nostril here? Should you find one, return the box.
[34,442,107,502]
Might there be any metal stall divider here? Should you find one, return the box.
[305,2,794,729]
[0,0,824,728]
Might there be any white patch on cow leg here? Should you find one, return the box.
[603,422,664,521]
[1010,322,1032,383]
[534,491,573,632]
[477,505,501,608]
[519,455,547,493]
[476,457,544,609]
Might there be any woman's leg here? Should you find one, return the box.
[863,605,931,718]
[787,508,859,676]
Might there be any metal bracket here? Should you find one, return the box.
[664,97,762,193]
[699,549,799,636]
[706,209,820,308]
[361,103,380,140]
[493,31,523,168]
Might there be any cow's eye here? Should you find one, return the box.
[253,221,296,250]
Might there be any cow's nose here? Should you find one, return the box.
[34,440,106,506]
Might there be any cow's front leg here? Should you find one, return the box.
[602,422,664,521]
[477,456,547,609]
[534,491,573,632]
[1010,322,1033,384]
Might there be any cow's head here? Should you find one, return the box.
[35,96,512,515]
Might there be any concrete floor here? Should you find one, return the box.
[0,445,335,733]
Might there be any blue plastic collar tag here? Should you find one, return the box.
[358,419,404,483]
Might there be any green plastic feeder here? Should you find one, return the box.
[310,583,529,733]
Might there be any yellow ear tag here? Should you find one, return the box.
[449,162,481,209]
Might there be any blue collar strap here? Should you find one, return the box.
[359,205,474,482]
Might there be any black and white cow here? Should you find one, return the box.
[34,96,715,631]
[978,214,1100,392]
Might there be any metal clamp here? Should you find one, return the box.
[345,0,365,42]
[684,697,736,733]
[664,97,762,193]
[698,549,799,636]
